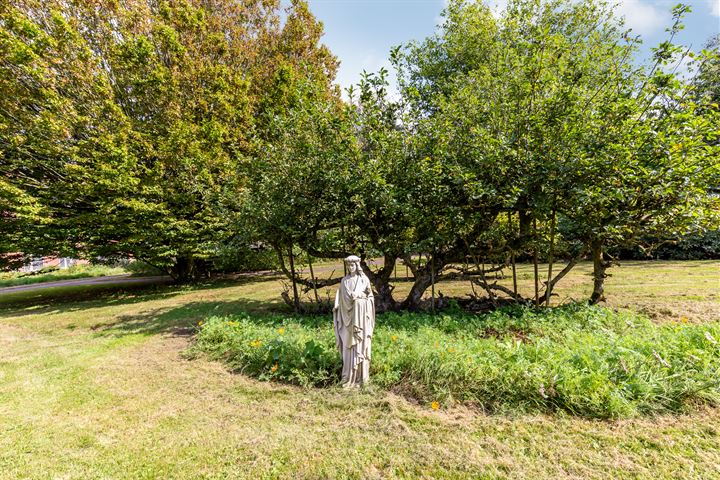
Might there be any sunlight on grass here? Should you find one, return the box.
[0,260,719,478]
[0,264,128,288]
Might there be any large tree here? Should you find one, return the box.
[253,0,718,311]
[393,0,719,304]
[0,0,337,280]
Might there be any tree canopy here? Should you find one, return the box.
[0,0,337,280]
[1,0,718,308]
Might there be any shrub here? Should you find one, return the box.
[190,304,720,418]
[211,244,278,274]
[124,260,165,276]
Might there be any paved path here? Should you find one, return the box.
[0,275,171,295]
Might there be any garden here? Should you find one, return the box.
[1,261,718,478]
[1,0,719,477]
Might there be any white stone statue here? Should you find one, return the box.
[333,255,375,388]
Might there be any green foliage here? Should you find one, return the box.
[210,244,278,273]
[2,0,718,307]
[194,316,339,387]
[193,305,720,418]
[692,34,720,106]
[123,260,165,277]
[611,229,720,260]
[391,0,720,303]
[0,0,338,280]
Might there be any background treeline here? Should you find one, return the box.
[1,0,718,310]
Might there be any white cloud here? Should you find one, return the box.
[471,0,670,34]
[709,0,720,17]
[614,0,670,36]
[670,51,695,80]
[487,0,509,16]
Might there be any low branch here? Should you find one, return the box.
[538,257,580,304]
[401,254,420,278]
[471,278,524,301]
[274,244,342,291]
[444,262,509,276]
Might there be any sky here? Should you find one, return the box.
[306,0,720,96]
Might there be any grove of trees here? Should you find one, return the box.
[1,0,718,310]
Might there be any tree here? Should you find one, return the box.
[693,34,720,105]
[0,0,338,280]
[392,0,720,305]
[256,0,718,311]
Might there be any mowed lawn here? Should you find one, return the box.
[0,261,718,479]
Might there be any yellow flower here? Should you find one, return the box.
[431,401,440,410]
[447,348,456,353]
[278,328,286,334]
[250,339,262,348]
[391,335,398,342]
[271,364,278,373]
[681,317,689,323]
[198,321,204,326]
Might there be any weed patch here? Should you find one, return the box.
[192,304,720,418]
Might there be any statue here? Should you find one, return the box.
[333,255,375,388]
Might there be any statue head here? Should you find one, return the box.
[344,255,361,275]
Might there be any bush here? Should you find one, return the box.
[610,230,720,260]
[190,304,720,418]
[124,260,165,276]
[211,244,278,273]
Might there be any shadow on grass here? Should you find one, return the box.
[92,298,290,338]
[91,298,506,341]
[0,274,283,320]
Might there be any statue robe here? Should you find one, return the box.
[333,272,375,386]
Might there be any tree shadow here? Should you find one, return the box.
[0,274,283,319]
[91,298,292,338]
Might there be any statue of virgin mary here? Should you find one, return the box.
[333,255,375,387]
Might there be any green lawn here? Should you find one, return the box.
[0,260,719,479]
[0,264,128,288]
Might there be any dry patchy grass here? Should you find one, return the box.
[0,260,718,479]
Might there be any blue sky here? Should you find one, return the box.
[306,0,720,95]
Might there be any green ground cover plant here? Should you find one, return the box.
[193,304,720,418]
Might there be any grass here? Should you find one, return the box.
[192,305,720,418]
[296,259,720,323]
[0,264,128,288]
[0,260,718,478]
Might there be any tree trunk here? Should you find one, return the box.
[533,218,539,307]
[538,257,579,305]
[171,255,195,283]
[372,276,398,312]
[509,212,518,297]
[590,239,609,304]
[431,252,436,313]
[545,211,556,307]
[360,254,398,312]
[403,273,434,311]
[308,255,320,304]
[288,245,300,312]
[401,253,445,311]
